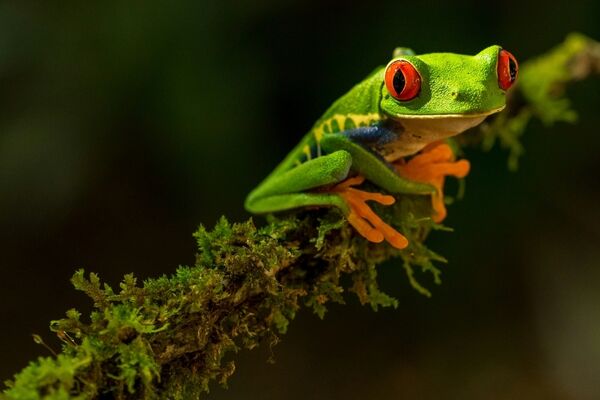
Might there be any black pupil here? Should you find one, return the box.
[393,70,406,95]
[508,58,517,81]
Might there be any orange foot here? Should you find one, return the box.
[395,142,470,223]
[330,175,408,249]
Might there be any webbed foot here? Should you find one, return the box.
[394,142,470,223]
[330,175,409,249]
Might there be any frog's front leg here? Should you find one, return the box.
[245,150,409,249]
[321,133,468,224]
[320,134,435,195]
[394,141,470,222]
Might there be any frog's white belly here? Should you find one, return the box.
[380,110,501,162]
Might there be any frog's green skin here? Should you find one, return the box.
[245,45,507,217]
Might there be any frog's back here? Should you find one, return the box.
[310,66,385,143]
[269,67,385,176]
[313,67,384,130]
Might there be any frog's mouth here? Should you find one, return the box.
[395,105,504,136]
[380,106,505,161]
[391,105,505,120]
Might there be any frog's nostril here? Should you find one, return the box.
[448,86,464,99]
[450,89,462,100]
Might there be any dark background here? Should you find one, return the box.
[1,1,599,399]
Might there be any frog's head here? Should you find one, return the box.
[380,45,518,119]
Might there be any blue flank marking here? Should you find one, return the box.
[341,125,399,171]
[342,125,397,146]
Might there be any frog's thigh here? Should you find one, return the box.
[320,135,433,195]
[245,150,352,212]
[246,192,349,214]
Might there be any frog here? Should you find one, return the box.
[245,45,518,249]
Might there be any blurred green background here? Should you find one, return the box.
[1,1,599,399]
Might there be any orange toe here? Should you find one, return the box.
[330,176,409,249]
[347,212,384,243]
[335,175,365,190]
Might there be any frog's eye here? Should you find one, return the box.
[385,60,421,101]
[497,49,518,90]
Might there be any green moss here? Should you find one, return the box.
[3,207,439,399]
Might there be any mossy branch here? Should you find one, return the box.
[2,33,598,400]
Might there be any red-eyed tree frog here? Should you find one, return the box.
[245,46,518,249]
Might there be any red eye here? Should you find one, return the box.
[385,60,421,101]
[497,49,518,90]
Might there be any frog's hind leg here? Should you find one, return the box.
[245,150,353,210]
[247,187,408,249]
[245,191,349,215]
[245,150,408,249]
[394,141,470,223]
